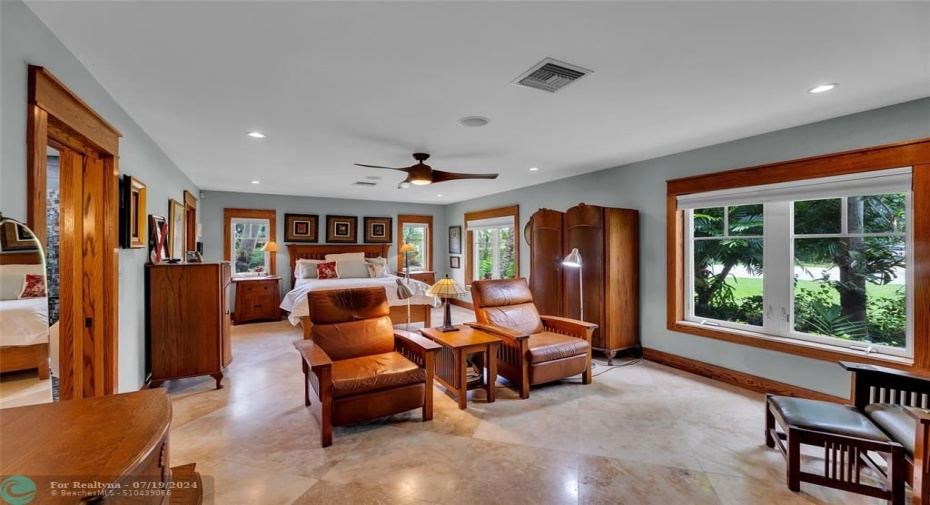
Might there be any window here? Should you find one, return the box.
[464,205,519,286]
[223,208,276,276]
[471,220,516,281]
[669,149,928,367]
[397,215,433,273]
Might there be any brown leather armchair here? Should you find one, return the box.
[468,278,596,399]
[294,287,440,447]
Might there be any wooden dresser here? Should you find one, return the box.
[232,276,281,325]
[147,262,232,389]
[0,389,202,504]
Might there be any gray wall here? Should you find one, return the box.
[1,0,199,392]
[446,97,930,399]
[200,191,446,296]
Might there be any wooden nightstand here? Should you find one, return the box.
[233,276,281,325]
[408,271,435,284]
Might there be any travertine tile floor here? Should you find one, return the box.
[165,310,889,505]
[0,368,51,408]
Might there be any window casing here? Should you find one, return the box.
[667,140,929,371]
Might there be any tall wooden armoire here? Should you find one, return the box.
[528,204,639,364]
[146,262,232,389]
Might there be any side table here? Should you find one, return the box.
[419,325,500,409]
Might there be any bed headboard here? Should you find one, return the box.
[286,243,391,290]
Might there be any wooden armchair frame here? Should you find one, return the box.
[295,330,439,447]
[842,362,930,504]
[467,315,595,399]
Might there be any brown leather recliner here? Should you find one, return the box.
[468,278,596,399]
[294,287,440,447]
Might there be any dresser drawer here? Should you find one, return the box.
[240,281,275,294]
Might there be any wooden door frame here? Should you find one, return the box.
[184,190,198,252]
[27,65,121,400]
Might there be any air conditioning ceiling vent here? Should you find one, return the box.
[353,181,377,187]
[512,58,592,93]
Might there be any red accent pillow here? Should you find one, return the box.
[19,274,47,299]
[316,261,339,280]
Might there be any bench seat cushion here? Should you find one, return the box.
[866,403,917,456]
[331,352,425,398]
[768,396,889,442]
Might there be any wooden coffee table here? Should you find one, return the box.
[419,325,500,409]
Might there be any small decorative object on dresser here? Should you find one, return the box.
[285,213,319,243]
[148,215,168,263]
[119,175,146,249]
[186,251,203,263]
[168,198,185,260]
[233,276,281,325]
[450,256,460,269]
[364,216,392,243]
[449,225,462,254]
[326,215,358,243]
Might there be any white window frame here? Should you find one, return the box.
[682,168,914,358]
[403,222,429,273]
[472,225,515,281]
[230,217,270,277]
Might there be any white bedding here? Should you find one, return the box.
[280,275,438,325]
[0,297,49,347]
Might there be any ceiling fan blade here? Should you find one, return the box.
[432,170,499,183]
[355,163,410,171]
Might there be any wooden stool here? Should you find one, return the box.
[765,394,905,504]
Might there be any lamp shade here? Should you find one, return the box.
[262,241,280,252]
[426,276,467,298]
[562,248,582,268]
[399,243,416,253]
[395,278,414,300]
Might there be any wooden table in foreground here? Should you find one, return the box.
[0,389,202,504]
[419,325,500,410]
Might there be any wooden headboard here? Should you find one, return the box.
[286,244,391,290]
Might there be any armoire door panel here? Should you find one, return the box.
[563,204,606,347]
[528,209,564,316]
[604,208,640,352]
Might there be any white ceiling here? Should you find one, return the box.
[26,1,930,204]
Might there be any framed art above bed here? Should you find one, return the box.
[326,215,358,243]
[285,213,319,243]
[363,217,392,244]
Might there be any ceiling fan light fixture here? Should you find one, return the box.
[459,116,490,128]
[410,175,432,185]
[398,181,412,189]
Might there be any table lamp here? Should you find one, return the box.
[395,278,414,332]
[261,241,279,253]
[426,275,467,332]
[562,248,583,320]
[399,243,415,279]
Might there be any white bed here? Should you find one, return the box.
[280,275,437,325]
[0,297,49,347]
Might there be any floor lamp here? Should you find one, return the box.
[395,278,414,332]
[562,248,583,320]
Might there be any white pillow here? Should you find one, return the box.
[295,259,323,279]
[325,252,366,262]
[366,263,388,278]
[364,257,392,274]
[336,260,370,279]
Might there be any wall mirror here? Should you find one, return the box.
[0,218,53,407]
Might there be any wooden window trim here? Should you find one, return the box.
[183,190,198,253]
[223,208,277,275]
[464,205,520,287]
[397,215,433,273]
[666,138,930,372]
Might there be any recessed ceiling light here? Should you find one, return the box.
[808,83,838,94]
[529,167,539,171]
[437,194,443,198]
[251,180,260,184]
[459,116,490,128]
[247,131,266,138]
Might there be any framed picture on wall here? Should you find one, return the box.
[0,222,38,252]
[119,175,146,249]
[285,213,319,243]
[148,215,168,263]
[168,199,185,260]
[326,215,358,243]
[449,225,462,254]
[363,217,392,244]
[450,256,461,269]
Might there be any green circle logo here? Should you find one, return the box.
[0,475,36,505]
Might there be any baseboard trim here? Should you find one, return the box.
[642,347,845,404]
[450,298,473,310]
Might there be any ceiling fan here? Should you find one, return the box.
[355,153,499,189]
